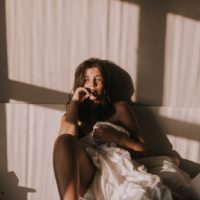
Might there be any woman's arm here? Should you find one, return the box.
[59,101,79,136]
[59,87,90,136]
[114,101,145,143]
[93,101,145,152]
[93,124,145,152]
[120,135,145,152]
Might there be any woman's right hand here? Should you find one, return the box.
[72,87,90,102]
[59,87,90,136]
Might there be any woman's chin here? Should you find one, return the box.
[89,96,101,104]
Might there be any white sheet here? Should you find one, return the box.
[80,122,173,200]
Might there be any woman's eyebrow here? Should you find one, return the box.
[84,75,103,77]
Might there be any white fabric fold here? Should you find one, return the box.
[80,122,172,200]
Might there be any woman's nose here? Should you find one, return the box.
[88,79,96,88]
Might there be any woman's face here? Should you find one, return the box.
[83,67,104,102]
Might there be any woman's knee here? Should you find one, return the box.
[53,134,79,160]
[53,134,80,178]
[54,133,77,149]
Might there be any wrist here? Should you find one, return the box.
[71,95,80,102]
[117,134,128,147]
[69,99,80,107]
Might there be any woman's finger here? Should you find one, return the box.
[93,127,103,135]
[95,124,111,130]
[79,87,90,96]
[78,87,90,101]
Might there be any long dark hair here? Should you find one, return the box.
[67,58,115,122]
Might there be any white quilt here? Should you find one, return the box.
[80,122,173,200]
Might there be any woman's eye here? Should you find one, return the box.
[84,78,89,83]
[96,77,103,82]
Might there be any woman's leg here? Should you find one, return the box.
[53,134,96,200]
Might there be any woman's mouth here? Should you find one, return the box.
[86,88,98,97]
[90,91,98,97]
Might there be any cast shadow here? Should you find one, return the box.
[9,80,68,104]
[0,105,36,200]
[103,60,134,103]
[131,104,200,178]
[121,0,200,105]
[0,0,68,104]
[0,0,10,102]
[0,171,36,200]
[105,62,200,178]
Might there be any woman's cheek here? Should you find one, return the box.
[99,86,104,95]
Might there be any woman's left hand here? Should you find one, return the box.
[92,124,126,145]
[92,124,145,152]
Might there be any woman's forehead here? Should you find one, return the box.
[84,67,103,76]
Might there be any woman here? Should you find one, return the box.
[53,58,172,200]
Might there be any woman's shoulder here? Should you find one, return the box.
[112,101,138,122]
[110,101,132,121]
[113,101,131,112]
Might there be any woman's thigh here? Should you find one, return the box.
[53,134,96,197]
[78,143,96,196]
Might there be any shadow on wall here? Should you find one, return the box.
[0,1,36,198]
[0,105,36,200]
[121,0,200,105]
[0,0,10,102]
[0,171,36,200]
[130,104,200,178]
[104,61,134,103]
[2,0,200,106]
[0,0,67,104]
[8,80,68,104]
[159,116,200,142]
[0,0,68,197]
[104,62,200,146]
[105,63,200,177]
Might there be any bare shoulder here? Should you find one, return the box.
[113,101,144,140]
[114,101,132,113]
[113,101,138,124]
[112,101,133,120]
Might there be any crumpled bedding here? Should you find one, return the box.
[80,122,173,200]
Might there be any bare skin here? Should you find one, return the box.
[53,67,145,200]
